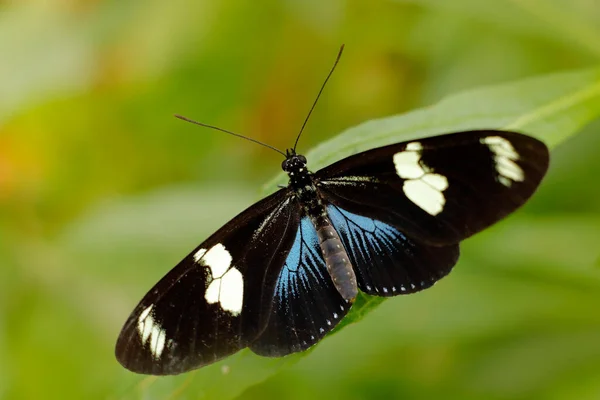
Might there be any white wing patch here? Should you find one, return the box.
[392,150,423,179]
[194,244,244,316]
[216,267,244,314]
[393,142,449,216]
[481,136,524,187]
[137,305,167,359]
[193,243,232,279]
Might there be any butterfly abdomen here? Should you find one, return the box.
[315,215,358,302]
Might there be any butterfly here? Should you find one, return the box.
[115,46,550,375]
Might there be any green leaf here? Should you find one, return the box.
[266,66,600,192]
[122,67,600,399]
[464,214,600,288]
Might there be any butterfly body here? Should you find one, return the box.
[283,151,358,302]
[116,129,549,375]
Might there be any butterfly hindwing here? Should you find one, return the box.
[326,204,459,296]
[250,216,350,356]
[317,130,549,245]
[115,189,299,375]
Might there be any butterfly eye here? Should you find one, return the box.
[298,155,307,164]
[281,159,290,170]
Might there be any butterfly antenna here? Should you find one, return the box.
[293,44,345,152]
[174,114,287,157]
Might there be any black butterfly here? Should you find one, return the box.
[115,46,549,375]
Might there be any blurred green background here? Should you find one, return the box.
[2,1,600,399]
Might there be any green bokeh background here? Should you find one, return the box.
[1,1,600,399]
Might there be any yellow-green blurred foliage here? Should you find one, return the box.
[1,1,600,399]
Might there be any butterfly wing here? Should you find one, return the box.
[317,130,549,245]
[326,204,459,296]
[316,130,548,295]
[249,216,350,357]
[115,189,300,375]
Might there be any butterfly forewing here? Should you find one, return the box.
[115,189,299,375]
[317,130,549,245]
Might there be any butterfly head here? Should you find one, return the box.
[282,150,308,176]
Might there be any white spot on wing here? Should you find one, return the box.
[194,243,232,279]
[495,156,524,182]
[193,248,207,263]
[406,142,423,151]
[498,176,512,187]
[139,306,154,343]
[137,304,167,359]
[421,174,448,191]
[403,180,446,216]
[218,267,244,315]
[205,279,221,304]
[151,329,166,359]
[393,150,424,179]
[481,136,524,187]
[205,273,244,315]
[483,136,519,158]
[139,304,152,321]
[196,243,245,315]
[393,142,449,216]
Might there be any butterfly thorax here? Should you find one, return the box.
[282,153,320,213]
[282,152,358,302]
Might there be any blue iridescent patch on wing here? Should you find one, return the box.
[275,217,326,299]
[327,204,458,295]
[251,216,348,356]
[327,205,409,256]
